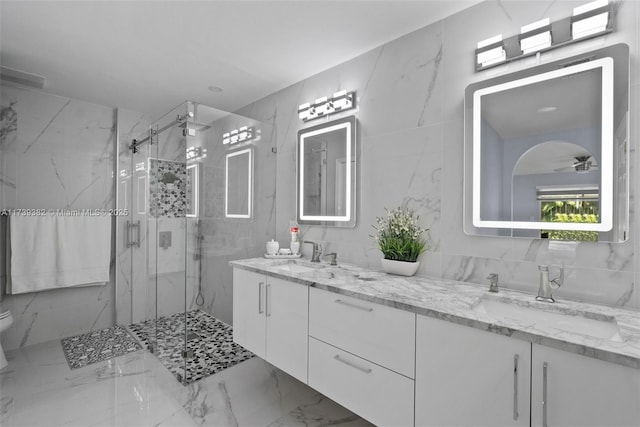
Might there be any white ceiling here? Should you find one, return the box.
[0,0,480,121]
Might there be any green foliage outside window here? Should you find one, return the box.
[541,200,599,242]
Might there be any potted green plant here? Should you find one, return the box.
[372,207,428,276]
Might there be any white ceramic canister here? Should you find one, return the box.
[266,239,280,255]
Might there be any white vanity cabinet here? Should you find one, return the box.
[308,287,415,427]
[530,343,640,427]
[232,268,308,384]
[417,314,640,427]
[416,315,531,426]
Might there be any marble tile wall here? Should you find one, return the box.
[235,0,640,309]
[0,85,117,351]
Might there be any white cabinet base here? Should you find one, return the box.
[416,315,531,426]
[531,343,640,426]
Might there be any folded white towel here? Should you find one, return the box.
[8,215,111,294]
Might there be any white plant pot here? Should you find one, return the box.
[381,258,420,277]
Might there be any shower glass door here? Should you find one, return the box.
[148,102,190,383]
[117,100,276,385]
[118,102,192,383]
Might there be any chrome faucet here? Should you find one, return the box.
[536,265,564,303]
[487,273,499,293]
[303,240,322,262]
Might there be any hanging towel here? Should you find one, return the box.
[7,215,111,294]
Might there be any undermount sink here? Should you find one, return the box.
[473,296,624,342]
[273,260,325,274]
[270,260,355,281]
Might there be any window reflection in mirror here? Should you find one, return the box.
[225,147,252,219]
[297,116,357,227]
[464,43,629,242]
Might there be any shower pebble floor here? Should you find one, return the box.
[1,334,373,426]
[127,309,254,384]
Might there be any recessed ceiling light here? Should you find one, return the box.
[208,85,223,93]
[537,106,557,113]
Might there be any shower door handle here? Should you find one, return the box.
[126,220,141,248]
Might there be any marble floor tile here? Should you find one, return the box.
[1,336,369,426]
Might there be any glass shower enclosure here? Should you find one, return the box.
[116,101,275,384]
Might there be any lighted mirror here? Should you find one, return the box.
[464,43,629,242]
[297,115,357,227]
[225,147,253,219]
[186,164,198,218]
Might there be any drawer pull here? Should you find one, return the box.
[333,354,372,374]
[513,354,519,421]
[334,299,373,312]
[542,362,548,427]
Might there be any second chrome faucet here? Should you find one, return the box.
[536,265,564,303]
[303,240,322,262]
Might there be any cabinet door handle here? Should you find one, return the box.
[542,362,549,427]
[334,299,373,312]
[265,283,271,317]
[258,282,264,314]
[333,354,372,374]
[513,354,519,421]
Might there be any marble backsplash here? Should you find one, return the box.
[235,0,640,309]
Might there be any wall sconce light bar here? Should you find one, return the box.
[519,18,552,54]
[223,126,254,145]
[298,90,355,122]
[476,35,506,68]
[571,0,610,40]
[186,146,207,161]
[474,0,612,72]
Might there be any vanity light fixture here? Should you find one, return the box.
[298,90,355,122]
[223,126,253,145]
[519,18,552,54]
[476,35,506,68]
[572,0,610,40]
[186,146,207,161]
[474,0,612,71]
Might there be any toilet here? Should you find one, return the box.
[0,310,13,370]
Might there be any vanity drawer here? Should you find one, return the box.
[308,337,414,427]
[309,287,415,378]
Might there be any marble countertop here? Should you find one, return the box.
[230,257,640,370]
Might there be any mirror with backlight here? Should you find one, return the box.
[186,163,199,218]
[225,147,253,219]
[464,43,629,242]
[297,115,357,227]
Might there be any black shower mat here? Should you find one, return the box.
[61,324,143,369]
